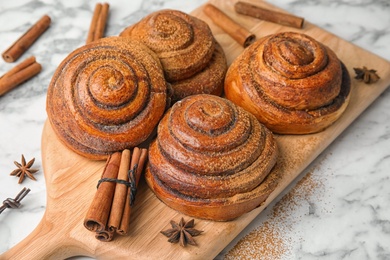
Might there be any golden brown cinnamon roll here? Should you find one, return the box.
[145,94,279,221]
[46,37,171,160]
[120,10,227,102]
[224,32,351,134]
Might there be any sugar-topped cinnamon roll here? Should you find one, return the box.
[46,37,171,160]
[145,94,279,221]
[224,32,351,134]
[120,10,227,102]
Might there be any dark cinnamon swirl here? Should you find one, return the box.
[145,94,279,221]
[46,37,171,160]
[224,32,351,134]
[120,10,227,102]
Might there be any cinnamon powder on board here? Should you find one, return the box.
[224,160,329,259]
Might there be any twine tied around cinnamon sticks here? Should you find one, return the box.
[84,148,148,242]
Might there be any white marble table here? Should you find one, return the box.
[0,0,389,259]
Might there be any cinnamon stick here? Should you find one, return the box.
[2,15,51,63]
[0,56,42,96]
[203,3,255,47]
[117,148,148,235]
[96,3,110,40]
[107,149,131,232]
[84,152,121,234]
[234,2,304,29]
[86,3,102,44]
[86,3,110,44]
[95,229,114,242]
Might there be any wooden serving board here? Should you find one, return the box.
[2,0,390,259]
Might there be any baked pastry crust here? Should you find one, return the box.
[46,37,171,160]
[224,32,351,134]
[120,9,227,102]
[145,94,279,221]
[169,42,226,101]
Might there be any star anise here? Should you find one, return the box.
[161,217,203,247]
[10,155,38,184]
[353,66,380,84]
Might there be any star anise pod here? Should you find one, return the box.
[10,155,38,184]
[161,217,203,247]
[353,66,380,84]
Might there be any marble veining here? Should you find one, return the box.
[0,0,389,259]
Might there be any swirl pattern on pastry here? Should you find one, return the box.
[224,32,351,134]
[47,37,170,160]
[170,42,226,101]
[145,94,279,221]
[120,9,227,102]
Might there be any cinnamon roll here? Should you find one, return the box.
[224,32,351,134]
[120,10,227,102]
[145,94,279,221]
[46,37,171,160]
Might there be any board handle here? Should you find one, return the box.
[0,213,87,260]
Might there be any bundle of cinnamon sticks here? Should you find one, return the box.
[84,147,148,242]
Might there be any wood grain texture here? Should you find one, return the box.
[1,0,389,259]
